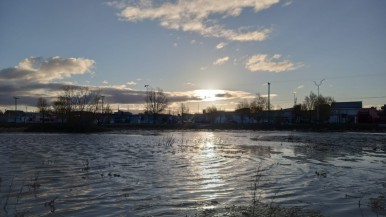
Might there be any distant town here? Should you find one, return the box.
[0,85,385,131]
[1,102,385,124]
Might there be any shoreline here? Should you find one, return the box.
[1,123,385,133]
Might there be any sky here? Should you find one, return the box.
[1,0,386,114]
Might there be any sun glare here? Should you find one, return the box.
[194,89,224,101]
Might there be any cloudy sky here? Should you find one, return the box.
[1,0,385,113]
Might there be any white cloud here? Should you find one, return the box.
[113,0,279,41]
[245,54,302,73]
[216,42,227,49]
[127,81,137,85]
[282,1,293,7]
[213,56,230,65]
[103,80,109,84]
[0,56,95,84]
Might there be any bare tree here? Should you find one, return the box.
[301,91,335,122]
[205,105,218,123]
[60,85,100,113]
[236,100,250,110]
[251,93,269,112]
[301,92,318,111]
[180,103,189,115]
[302,92,334,111]
[236,100,251,124]
[54,85,101,127]
[37,97,50,123]
[53,96,67,123]
[144,87,168,124]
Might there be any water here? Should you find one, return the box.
[0,130,385,217]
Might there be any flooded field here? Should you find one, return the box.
[0,131,385,217]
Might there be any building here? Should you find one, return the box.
[358,107,379,123]
[3,110,26,123]
[112,111,132,123]
[329,101,362,124]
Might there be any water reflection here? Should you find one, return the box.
[192,132,223,207]
[0,131,385,217]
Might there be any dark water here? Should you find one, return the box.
[0,131,385,217]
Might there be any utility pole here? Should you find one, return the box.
[101,96,105,114]
[293,92,297,106]
[313,79,325,123]
[144,85,150,123]
[100,95,105,124]
[267,82,270,123]
[14,97,19,123]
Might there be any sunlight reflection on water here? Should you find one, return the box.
[0,131,385,217]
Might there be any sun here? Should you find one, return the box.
[194,89,224,101]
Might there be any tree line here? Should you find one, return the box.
[36,85,112,128]
[3,84,335,126]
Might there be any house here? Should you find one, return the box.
[380,105,386,124]
[329,101,362,124]
[358,107,379,123]
[112,111,132,123]
[3,110,26,123]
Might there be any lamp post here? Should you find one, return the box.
[14,97,19,123]
[313,79,325,123]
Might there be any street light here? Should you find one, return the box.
[313,79,325,123]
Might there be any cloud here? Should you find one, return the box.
[213,56,230,65]
[215,92,233,98]
[103,80,109,84]
[0,56,95,84]
[282,1,293,7]
[0,56,95,107]
[216,42,227,49]
[127,81,137,85]
[245,54,302,73]
[186,82,196,86]
[174,89,253,102]
[112,0,279,41]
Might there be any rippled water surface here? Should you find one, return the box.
[1,131,385,217]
